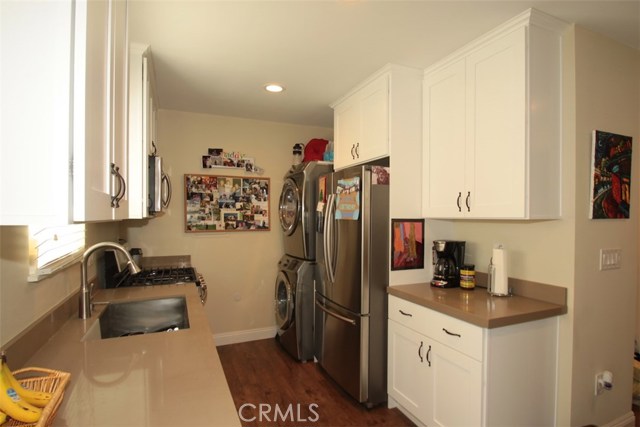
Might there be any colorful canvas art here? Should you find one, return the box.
[590,130,633,219]
[391,219,424,271]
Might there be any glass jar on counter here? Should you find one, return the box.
[460,264,476,290]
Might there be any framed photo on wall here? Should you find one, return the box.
[185,174,270,232]
[391,219,425,271]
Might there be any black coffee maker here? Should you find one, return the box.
[431,240,466,288]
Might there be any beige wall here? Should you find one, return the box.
[428,26,639,425]
[121,109,332,337]
[0,223,120,347]
[570,26,639,426]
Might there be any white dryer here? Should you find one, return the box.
[274,255,315,361]
[279,161,332,260]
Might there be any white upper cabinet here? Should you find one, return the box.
[0,0,130,225]
[0,1,74,225]
[73,0,129,222]
[422,9,567,219]
[333,72,389,169]
[332,64,421,171]
[128,44,158,219]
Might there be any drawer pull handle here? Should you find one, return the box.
[426,345,431,367]
[418,341,423,362]
[399,309,413,317]
[443,328,461,338]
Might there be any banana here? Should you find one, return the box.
[0,409,7,424]
[0,357,51,407]
[0,363,41,423]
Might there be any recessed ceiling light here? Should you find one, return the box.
[264,83,285,93]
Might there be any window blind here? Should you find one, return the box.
[28,224,85,282]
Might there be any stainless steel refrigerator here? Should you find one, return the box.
[314,164,389,407]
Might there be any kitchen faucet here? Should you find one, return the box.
[79,242,142,319]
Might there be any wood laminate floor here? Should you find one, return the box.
[218,338,415,427]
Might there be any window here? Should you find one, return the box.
[28,224,85,282]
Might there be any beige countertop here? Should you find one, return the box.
[388,282,567,328]
[24,285,241,427]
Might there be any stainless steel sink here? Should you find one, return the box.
[85,296,190,340]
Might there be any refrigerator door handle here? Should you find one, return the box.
[325,193,337,284]
[315,300,356,326]
[322,194,332,283]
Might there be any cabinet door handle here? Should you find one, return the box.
[456,192,462,212]
[355,142,359,158]
[418,341,424,362]
[465,191,471,212]
[426,344,431,367]
[351,144,356,159]
[399,309,412,317]
[110,163,120,207]
[110,163,126,208]
[117,171,126,206]
[443,328,461,338]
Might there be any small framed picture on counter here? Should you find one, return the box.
[391,219,424,271]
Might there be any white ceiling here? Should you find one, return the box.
[128,1,640,129]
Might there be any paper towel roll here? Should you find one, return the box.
[491,245,509,296]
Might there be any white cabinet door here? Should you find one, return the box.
[0,0,129,225]
[422,59,466,218]
[333,97,360,170]
[429,342,482,426]
[388,320,431,422]
[359,73,389,163]
[72,0,113,222]
[423,30,526,219]
[0,0,73,225]
[422,10,563,220]
[466,27,526,218]
[73,0,129,222]
[111,0,129,219]
[128,44,155,219]
[332,71,390,170]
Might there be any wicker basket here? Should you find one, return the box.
[3,367,71,427]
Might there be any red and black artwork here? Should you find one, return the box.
[590,130,633,219]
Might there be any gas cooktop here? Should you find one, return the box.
[125,267,199,286]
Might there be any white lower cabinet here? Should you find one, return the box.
[388,320,431,422]
[429,340,482,426]
[388,295,558,427]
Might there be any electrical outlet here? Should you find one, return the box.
[595,373,605,395]
[599,248,621,271]
[595,371,613,395]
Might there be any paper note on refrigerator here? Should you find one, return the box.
[335,177,360,220]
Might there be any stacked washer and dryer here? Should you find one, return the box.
[275,161,332,361]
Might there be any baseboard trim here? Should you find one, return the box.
[389,398,426,427]
[214,326,278,346]
[602,410,635,427]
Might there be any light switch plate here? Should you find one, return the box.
[599,249,621,270]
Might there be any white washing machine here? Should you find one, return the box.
[274,255,315,361]
[279,161,332,260]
